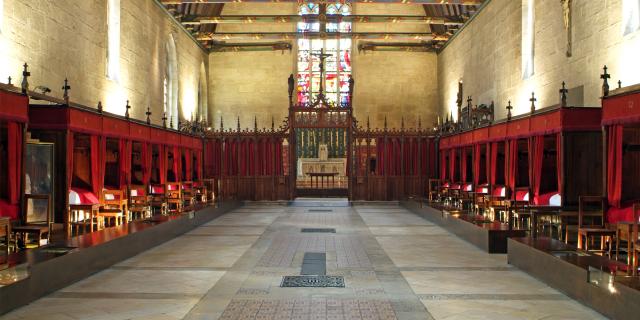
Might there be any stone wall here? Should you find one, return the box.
[0,0,208,125]
[438,0,640,121]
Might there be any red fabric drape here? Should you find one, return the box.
[556,133,563,196]
[184,149,193,181]
[172,146,181,182]
[66,132,74,190]
[507,140,518,197]
[607,125,623,208]
[159,145,167,184]
[490,142,498,185]
[274,138,283,175]
[90,135,100,196]
[449,149,457,182]
[531,136,545,198]
[440,148,447,180]
[473,144,481,186]
[119,139,131,189]
[196,149,202,181]
[99,137,106,193]
[141,142,152,185]
[461,148,468,183]
[376,138,384,175]
[7,123,22,214]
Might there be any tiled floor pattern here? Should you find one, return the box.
[1,201,606,320]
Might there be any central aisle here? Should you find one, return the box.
[3,200,604,320]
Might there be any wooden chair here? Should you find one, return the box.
[193,181,207,203]
[149,184,167,215]
[509,187,532,229]
[181,181,195,208]
[129,186,151,221]
[577,195,616,255]
[428,179,441,203]
[166,182,182,214]
[473,184,490,215]
[0,217,11,254]
[202,179,215,203]
[631,204,640,275]
[486,185,508,222]
[12,194,52,248]
[98,189,126,226]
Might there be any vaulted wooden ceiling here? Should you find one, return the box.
[160,0,485,52]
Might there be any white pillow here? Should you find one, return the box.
[69,190,81,205]
[549,193,562,206]
[130,189,138,197]
[480,187,488,194]
[465,184,473,191]
[104,193,115,201]
[522,192,529,201]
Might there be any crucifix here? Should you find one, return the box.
[506,101,513,121]
[146,106,152,124]
[561,0,572,57]
[559,81,568,107]
[21,63,30,94]
[125,100,131,119]
[601,65,610,97]
[311,48,333,100]
[529,92,537,113]
[162,112,168,128]
[62,78,71,103]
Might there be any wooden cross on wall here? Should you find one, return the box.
[62,78,71,103]
[601,65,610,97]
[506,101,513,120]
[559,82,568,107]
[529,92,537,113]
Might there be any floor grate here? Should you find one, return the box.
[307,209,334,213]
[300,228,336,233]
[280,275,345,288]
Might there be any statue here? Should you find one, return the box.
[319,144,328,161]
[561,0,572,57]
[288,74,295,104]
[348,75,355,98]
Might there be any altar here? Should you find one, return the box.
[297,144,347,178]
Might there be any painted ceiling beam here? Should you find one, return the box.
[182,15,463,26]
[196,31,447,41]
[161,0,482,5]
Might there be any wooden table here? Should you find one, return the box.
[0,217,10,253]
[307,172,339,189]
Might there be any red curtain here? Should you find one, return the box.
[556,133,563,196]
[172,146,181,182]
[607,125,623,208]
[490,142,498,185]
[206,139,222,178]
[531,135,545,198]
[449,148,456,182]
[66,132,74,191]
[7,123,22,211]
[507,140,518,197]
[90,135,100,195]
[275,138,283,175]
[473,144,481,186]
[99,137,106,193]
[440,148,447,180]
[461,147,467,183]
[119,139,131,189]
[184,149,193,181]
[159,145,167,184]
[195,149,202,181]
[376,138,384,175]
[141,142,152,185]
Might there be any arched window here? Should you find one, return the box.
[197,62,208,123]
[165,34,179,128]
[297,2,352,106]
[106,0,120,81]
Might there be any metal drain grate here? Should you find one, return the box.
[301,228,336,233]
[280,275,345,288]
[307,209,333,213]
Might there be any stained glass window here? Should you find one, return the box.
[297,2,352,107]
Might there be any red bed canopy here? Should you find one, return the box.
[0,88,28,219]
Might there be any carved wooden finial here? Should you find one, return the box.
[529,92,537,113]
[366,116,370,131]
[384,116,388,130]
[146,106,152,125]
[7,76,11,86]
[254,115,258,131]
[489,101,495,122]
[125,100,131,119]
[401,117,405,130]
[559,82,568,107]
[418,116,422,129]
[97,101,103,113]
[506,101,513,121]
[618,80,622,89]
[288,74,294,106]
[271,116,275,132]
[162,112,167,128]
[220,116,224,131]
[237,116,241,131]
[169,116,174,129]
[21,63,30,94]
[601,65,611,97]
[62,78,71,103]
